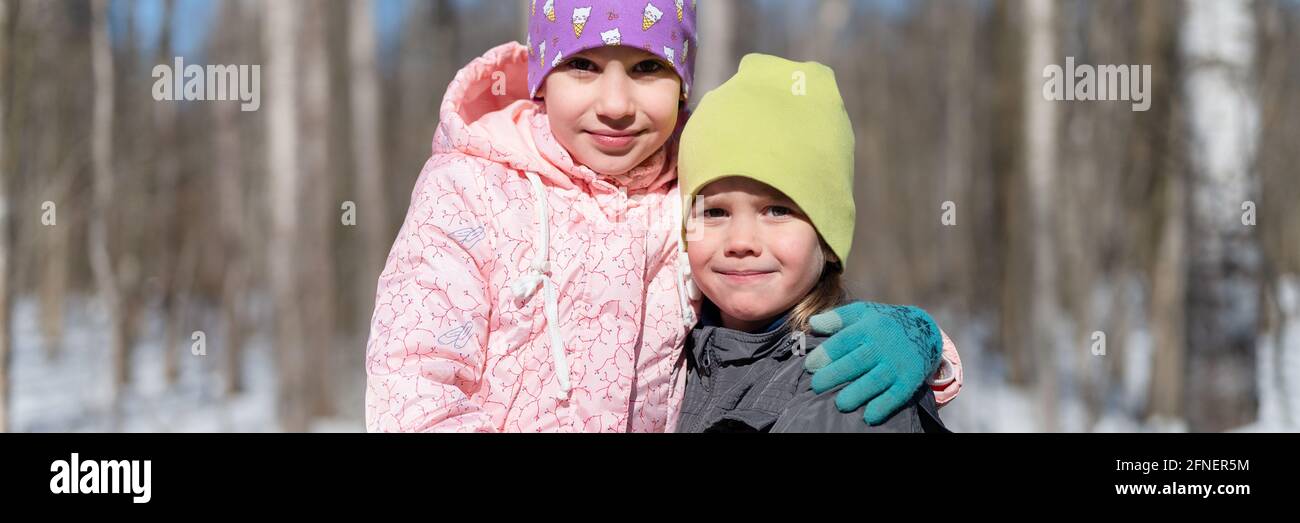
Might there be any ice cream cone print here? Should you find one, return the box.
[539,41,547,67]
[531,0,536,17]
[642,2,663,31]
[552,50,565,67]
[572,7,591,38]
[544,0,556,22]
[675,0,684,21]
[681,40,689,63]
[600,28,621,46]
[663,46,675,66]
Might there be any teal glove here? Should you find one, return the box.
[804,301,944,426]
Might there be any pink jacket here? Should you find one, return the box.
[365,42,963,433]
[366,42,695,432]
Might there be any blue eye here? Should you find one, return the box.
[766,206,793,217]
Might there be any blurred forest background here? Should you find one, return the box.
[0,0,1297,432]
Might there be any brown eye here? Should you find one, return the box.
[702,208,727,219]
[632,60,666,74]
[566,57,598,72]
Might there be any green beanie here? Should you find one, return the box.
[680,53,856,265]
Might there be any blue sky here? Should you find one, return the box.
[112,0,413,59]
[109,0,938,61]
[104,0,1300,61]
[115,0,465,60]
[111,0,214,58]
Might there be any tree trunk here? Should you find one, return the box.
[992,0,1031,387]
[19,1,69,363]
[154,0,185,387]
[0,0,12,433]
[39,174,68,361]
[695,0,735,98]
[349,0,387,333]
[1254,0,1300,430]
[213,0,249,397]
[89,0,127,426]
[299,6,335,420]
[216,96,248,395]
[264,0,308,432]
[1137,0,1189,430]
[941,1,976,312]
[1023,0,1061,432]
[1179,0,1260,431]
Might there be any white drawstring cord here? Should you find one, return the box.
[674,195,699,327]
[510,172,571,397]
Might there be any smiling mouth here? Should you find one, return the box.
[715,270,777,283]
[585,130,643,150]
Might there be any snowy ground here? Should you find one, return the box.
[9,295,366,433]
[10,281,1299,432]
[938,277,1300,433]
[1241,276,1300,432]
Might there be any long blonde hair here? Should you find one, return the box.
[786,241,847,333]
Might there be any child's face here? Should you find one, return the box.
[686,177,828,332]
[538,46,682,177]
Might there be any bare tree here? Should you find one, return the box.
[152,0,189,387]
[213,0,254,396]
[938,0,978,313]
[391,0,457,220]
[349,0,387,331]
[299,6,336,420]
[25,2,71,363]
[1255,0,1300,429]
[1179,0,1261,431]
[264,0,308,432]
[1023,0,1061,431]
[695,0,736,98]
[0,0,12,433]
[1133,0,1190,430]
[88,0,130,426]
[38,178,69,362]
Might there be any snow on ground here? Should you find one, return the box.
[9,294,366,433]
[936,275,1299,433]
[1237,276,1300,432]
[9,280,1298,433]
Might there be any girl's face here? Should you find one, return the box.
[538,45,682,177]
[686,177,829,332]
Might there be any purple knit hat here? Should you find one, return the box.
[526,0,697,99]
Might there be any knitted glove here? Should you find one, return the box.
[804,301,944,425]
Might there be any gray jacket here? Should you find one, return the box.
[676,323,949,433]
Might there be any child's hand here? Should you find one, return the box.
[803,301,943,426]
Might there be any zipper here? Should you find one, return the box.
[698,330,715,393]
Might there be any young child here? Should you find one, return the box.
[676,54,948,432]
[365,1,962,432]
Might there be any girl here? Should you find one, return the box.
[677,54,948,432]
[364,1,962,432]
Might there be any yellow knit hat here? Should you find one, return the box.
[679,53,856,264]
